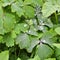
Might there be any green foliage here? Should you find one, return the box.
[28,55,40,60]
[17,58,21,60]
[23,6,35,18]
[42,0,60,17]
[55,27,60,35]
[44,58,56,60]
[36,44,54,60]
[0,51,9,60]
[0,0,60,60]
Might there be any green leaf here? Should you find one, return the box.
[42,1,57,17]
[27,36,39,53]
[32,0,43,6]
[27,26,38,36]
[0,6,3,18]
[28,55,40,60]
[11,2,24,17]
[37,14,53,28]
[53,43,60,49]
[55,47,60,57]
[38,33,43,39]
[24,0,43,6]
[0,6,4,34]
[2,0,15,7]
[17,58,21,60]
[0,51,9,60]
[11,30,17,38]
[44,58,56,60]
[0,19,4,34]
[24,0,33,5]
[36,44,54,60]
[14,24,21,34]
[16,33,39,52]
[42,29,57,39]
[38,25,48,32]
[44,19,53,28]
[13,23,29,33]
[3,34,14,47]
[19,23,29,33]
[16,33,30,49]
[40,29,57,48]
[23,6,35,18]
[55,27,60,35]
[0,36,3,43]
[3,13,16,33]
[42,0,60,17]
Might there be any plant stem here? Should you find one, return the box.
[55,12,58,24]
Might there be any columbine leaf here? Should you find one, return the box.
[16,33,30,49]
[53,43,60,49]
[17,58,21,60]
[23,6,35,18]
[42,0,60,17]
[24,0,43,6]
[42,29,57,39]
[0,6,4,34]
[40,29,57,48]
[27,26,38,36]
[55,27,60,35]
[19,23,29,33]
[36,44,54,60]
[44,19,53,28]
[13,24,21,34]
[0,6,3,18]
[0,36,3,43]
[32,0,43,6]
[37,14,53,28]
[44,58,56,60]
[3,13,16,33]
[28,55,40,60]
[0,51,9,60]
[27,36,39,53]
[24,0,33,5]
[11,1,24,17]
[3,34,14,47]
[11,30,17,39]
[53,43,60,60]
[42,1,57,17]
[2,0,15,7]
[0,19,4,34]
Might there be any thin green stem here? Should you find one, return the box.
[55,12,58,24]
